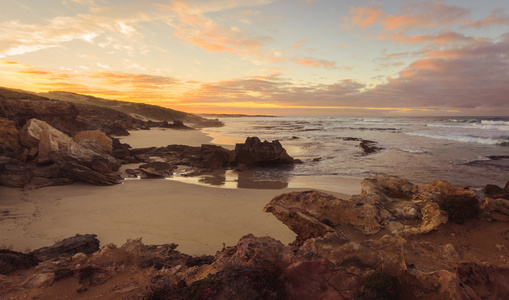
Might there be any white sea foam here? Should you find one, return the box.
[405,132,503,145]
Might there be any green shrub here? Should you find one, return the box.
[360,271,399,300]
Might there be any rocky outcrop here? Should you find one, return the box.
[73,130,113,154]
[0,118,21,158]
[0,250,40,275]
[234,137,294,168]
[138,162,176,177]
[32,234,100,260]
[0,156,33,187]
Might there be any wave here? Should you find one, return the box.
[426,122,509,131]
[405,132,508,145]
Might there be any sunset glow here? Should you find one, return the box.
[1,0,508,116]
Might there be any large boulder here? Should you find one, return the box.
[234,137,294,167]
[358,175,419,204]
[0,117,21,158]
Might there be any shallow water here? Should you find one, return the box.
[202,116,509,190]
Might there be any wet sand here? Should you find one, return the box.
[0,128,352,255]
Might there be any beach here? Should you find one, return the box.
[0,128,350,255]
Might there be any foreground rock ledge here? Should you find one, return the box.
[2,176,509,299]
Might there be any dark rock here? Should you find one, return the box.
[32,234,100,259]
[0,156,33,187]
[484,182,509,200]
[0,117,22,158]
[139,162,176,177]
[0,249,40,275]
[438,194,480,223]
[285,259,343,300]
[457,263,509,299]
[54,268,74,281]
[359,139,383,155]
[234,137,294,167]
[159,120,193,130]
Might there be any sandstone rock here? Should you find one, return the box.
[457,263,509,299]
[214,234,295,270]
[0,156,32,187]
[385,201,421,220]
[21,273,55,289]
[32,234,100,259]
[0,117,21,158]
[359,175,419,204]
[417,179,476,203]
[415,269,479,300]
[482,197,509,217]
[0,250,40,275]
[420,202,448,233]
[362,234,407,274]
[19,118,73,150]
[139,162,176,177]
[285,259,344,300]
[54,159,121,185]
[300,236,379,269]
[234,137,294,167]
[265,190,383,236]
[73,130,113,154]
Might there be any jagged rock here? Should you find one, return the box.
[214,234,295,270]
[265,190,383,236]
[139,162,176,177]
[234,137,294,167]
[415,269,479,299]
[484,181,509,200]
[358,175,419,204]
[194,144,235,171]
[420,202,448,233]
[0,117,21,158]
[52,158,121,185]
[482,197,509,217]
[385,201,421,220]
[32,234,100,259]
[416,179,476,203]
[457,263,509,299]
[73,130,113,154]
[0,250,40,275]
[0,156,32,187]
[359,139,383,155]
[284,259,344,300]
[0,95,80,134]
[362,234,407,274]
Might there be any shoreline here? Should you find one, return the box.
[1,127,354,255]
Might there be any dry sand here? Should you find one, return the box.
[118,128,213,148]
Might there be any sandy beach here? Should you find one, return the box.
[0,128,351,256]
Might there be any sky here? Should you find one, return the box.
[1,0,508,116]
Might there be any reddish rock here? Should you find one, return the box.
[360,175,419,203]
[285,259,344,300]
[73,130,113,154]
[265,190,383,236]
[457,263,509,299]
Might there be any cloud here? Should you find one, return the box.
[294,58,337,69]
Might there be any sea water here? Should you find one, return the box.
[202,116,509,191]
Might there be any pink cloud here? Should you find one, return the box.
[294,58,337,69]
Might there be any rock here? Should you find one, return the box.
[139,162,176,177]
[0,156,33,187]
[194,144,235,171]
[0,95,80,134]
[0,250,40,275]
[385,201,421,220]
[300,235,378,269]
[53,159,121,185]
[484,182,509,200]
[21,273,55,289]
[443,244,459,258]
[417,179,476,203]
[214,234,295,270]
[265,190,383,236]
[73,130,113,154]
[362,234,407,274]
[0,117,21,158]
[159,120,192,130]
[482,197,509,217]
[358,175,419,204]
[359,139,383,155]
[234,137,294,167]
[420,202,448,233]
[415,269,480,300]
[284,259,344,300]
[457,263,509,299]
[32,234,100,259]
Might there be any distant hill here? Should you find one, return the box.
[40,91,223,128]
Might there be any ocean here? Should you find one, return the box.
[198,116,509,193]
